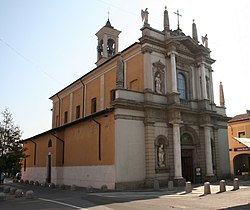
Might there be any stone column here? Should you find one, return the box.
[173,123,182,179]
[168,52,178,93]
[204,126,214,176]
[200,62,207,99]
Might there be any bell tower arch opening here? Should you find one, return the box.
[95,19,121,66]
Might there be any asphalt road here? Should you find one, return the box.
[1,179,250,210]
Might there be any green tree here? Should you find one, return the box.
[0,109,26,177]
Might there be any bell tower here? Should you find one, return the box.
[95,19,121,66]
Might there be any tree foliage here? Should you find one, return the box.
[0,109,26,176]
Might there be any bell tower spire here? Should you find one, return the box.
[95,18,121,66]
[219,81,225,107]
[164,6,170,31]
[192,19,198,42]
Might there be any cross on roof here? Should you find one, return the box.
[174,10,182,29]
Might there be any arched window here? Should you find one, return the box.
[48,139,52,147]
[177,73,187,99]
[107,39,115,56]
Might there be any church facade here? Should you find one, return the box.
[22,8,230,189]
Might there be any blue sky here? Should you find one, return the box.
[1,0,250,139]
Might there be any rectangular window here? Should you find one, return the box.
[64,111,68,123]
[76,105,80,119]
[91,98,97,114]
[238,131,246,138]
[110,89,116,103]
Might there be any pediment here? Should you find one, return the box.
[167,36,208,55]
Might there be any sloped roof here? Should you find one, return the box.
[228,113,250,123]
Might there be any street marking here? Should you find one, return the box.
[38,197,88,209]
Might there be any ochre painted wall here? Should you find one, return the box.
[72,87,83,120]
[126,54,144,92]
[85,78,100,116]
[24,112,115,169]
[228,120,250,174]
[104,67,116,108]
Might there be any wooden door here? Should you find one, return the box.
[181,149,194,182]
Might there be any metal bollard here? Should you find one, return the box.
[185,181,192,193]
[233,178,239,190]
[219,180,226,192]
[204,182,211,195]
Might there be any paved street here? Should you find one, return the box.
[1,179,250,210]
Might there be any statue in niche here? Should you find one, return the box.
[158,144,165,167]
[155,73,162,94]
[116,56,124,89]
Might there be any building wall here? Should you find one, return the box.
[114,108,145,186]
[126,53,144,92]
[228,120,250,175]
[216,126,230,178]
[22,113,116,188]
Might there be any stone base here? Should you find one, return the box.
[174,178,186,187]
[167,92,180,104]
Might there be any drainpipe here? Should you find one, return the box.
[30,140,36,165]
[51,133,64,164]
[80,80,85,118]
[92,119,101,160]
[56,94,61,126]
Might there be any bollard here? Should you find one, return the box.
[168,181,174,191]
[3,186,10,193]
[219,180,226,192]
[233,178,239,190]
[59,184,65,190]
[15,189,23,198]
[185,181,192,193]
[25,190,34,199]
[10,187,17,195]
[204,182,211,195]
[70,184,77,191]
[0,192,6,201]
[49,183,55,188]
[101,184,108,192]
[153,180,160,191]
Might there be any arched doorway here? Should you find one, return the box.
[233,154,250,175]
[181,133,194,182]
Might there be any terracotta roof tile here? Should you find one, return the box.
[228,113,250,123]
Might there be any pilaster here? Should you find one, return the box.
[144,121,156,180]
[142,47,153,92]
